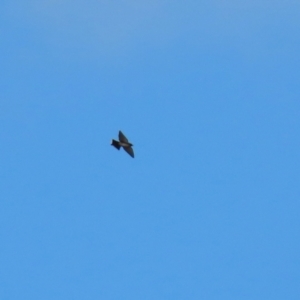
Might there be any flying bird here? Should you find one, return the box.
[111,131,134,158]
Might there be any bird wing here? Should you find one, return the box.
[119,131,128,143]
[123,146,134,158]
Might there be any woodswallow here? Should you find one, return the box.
[111,131,134,158]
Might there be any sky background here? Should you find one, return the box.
[1,1,300,299]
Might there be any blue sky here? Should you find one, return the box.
[1,1,299,299]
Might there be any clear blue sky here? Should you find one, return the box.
[1,1,299,299]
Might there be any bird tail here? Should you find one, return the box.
[111,139,121,150]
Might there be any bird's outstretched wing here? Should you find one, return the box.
[123,146,134,158]
[119,131,128,143]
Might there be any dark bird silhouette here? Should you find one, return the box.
[111,131,134,158]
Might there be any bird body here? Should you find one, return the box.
[111,131,134,158]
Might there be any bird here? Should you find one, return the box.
[111,131,134,158]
